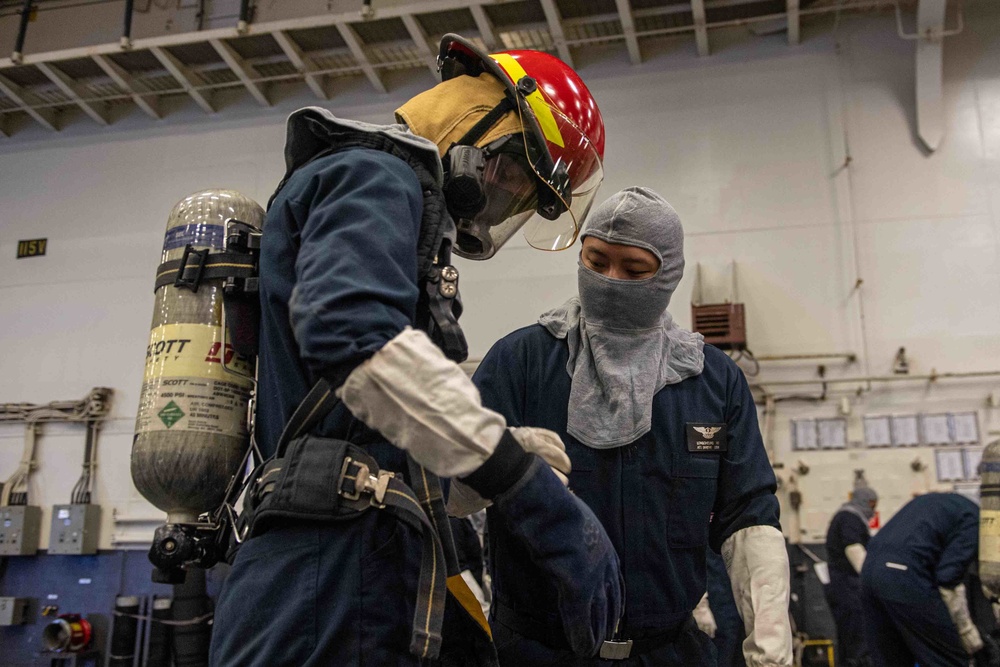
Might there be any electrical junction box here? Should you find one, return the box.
[0,597,29,625]
[48,504,101,555]
[0,505,42,556]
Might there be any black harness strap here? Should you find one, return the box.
[455,96,516,148]
[154,251,256,292]
[248,380,452,660]
[407,456,460,577]
[274,378,338,458]
[378,476,448,659]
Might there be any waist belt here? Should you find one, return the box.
[491,600,687,660]
[239,379,459,661]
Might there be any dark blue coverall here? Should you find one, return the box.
[825,508,872,666]
[205,140,595,666]
[473,325,780,666]
[860,493,980,667]
[210,149,438,666]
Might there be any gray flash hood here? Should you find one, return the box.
[539,187,705,448]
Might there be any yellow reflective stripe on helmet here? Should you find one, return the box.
[490,53,565,148]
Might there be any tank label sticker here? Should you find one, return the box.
[982,510,1000,562]
[144,323,252,382]
[137,323,252,436]
[162,223,226,252]
[137,377,250,436]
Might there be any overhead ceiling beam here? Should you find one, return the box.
[0,73,57,131]
[470,5,498,50]
[787,0,800,45]
[210,38,271,106]
[615,0,642,64]
[0,0,794,70]
[36,62,109,126]
[91,54,161,119]
[273,30,328,100]
[335,23,387,94]
[538,0,574,67]
[691,0,710,56]
[401,14,439,78]
[150,46,216,113]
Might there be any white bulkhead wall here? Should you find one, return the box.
[0,6,998,548]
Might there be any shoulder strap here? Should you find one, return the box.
[274,378,339,458]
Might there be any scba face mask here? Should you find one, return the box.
[446,136,541,260]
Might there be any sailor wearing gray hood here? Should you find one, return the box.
[824,486,879,667]
[469,187,792,666]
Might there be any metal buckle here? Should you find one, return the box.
[339,457,394,506]
[598,640,633,660]
[174,244,209,292]
[339,457,370,501]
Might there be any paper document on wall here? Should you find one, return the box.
[935,449,965,482]
[864,416,891,448]
[891,415,920,447]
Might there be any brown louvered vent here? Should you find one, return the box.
[691,303,746,351]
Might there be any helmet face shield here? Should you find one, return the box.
[515,99,604,252]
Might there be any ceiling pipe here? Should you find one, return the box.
[121,0,134,49]
[758,369,1000,387]
[11,0,32,63]
[237,0,252,34]
[754,352,857,363]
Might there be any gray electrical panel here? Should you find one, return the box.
[0,597,29,625]
[0,505,42,556]
[48,504,101,555]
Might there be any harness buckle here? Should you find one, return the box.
[174,244,210,292]
[598,639,633,660]
[339,457,394,507]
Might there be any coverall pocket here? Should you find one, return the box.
[365,511,406,561]
[359,514,421,664]
[668,455,719,548]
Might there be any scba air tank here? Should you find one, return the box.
[980,439,1000,598]
[132,190,264,524]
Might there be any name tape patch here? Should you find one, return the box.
[686,423,727,453]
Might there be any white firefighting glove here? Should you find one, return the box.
[447,427,572,517]
[509,427,572,485]
[939,584,984,654]
[844,544,867,574]
[693,592,718,638]
[722,525,793,667]
[337,327,505,478]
